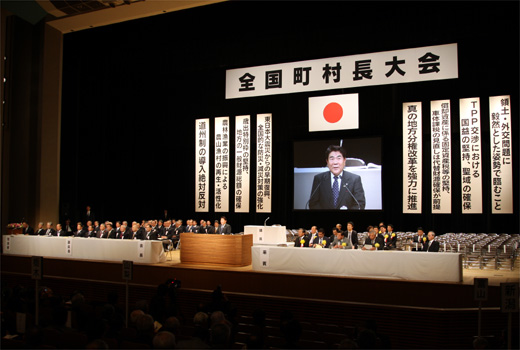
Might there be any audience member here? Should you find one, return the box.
[153,331,176,349]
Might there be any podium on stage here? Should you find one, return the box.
[179,232,252,266]
[244,225,290,246]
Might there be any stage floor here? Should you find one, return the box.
[156,250,519,286]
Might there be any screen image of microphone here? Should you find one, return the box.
[305,182,321,209]
[344,183,360,209]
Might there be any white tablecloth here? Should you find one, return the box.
[252,246,462,282]
[2,235,166,263]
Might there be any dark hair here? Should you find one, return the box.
[318,228,325,233]
[325,145,346,159]
[417,227,424,231]
[388,224,394,229]
[347,221,354,227]
[220,216,227,221]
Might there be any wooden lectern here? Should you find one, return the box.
[180,233,253,266]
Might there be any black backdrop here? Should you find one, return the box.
[59,1,519,235]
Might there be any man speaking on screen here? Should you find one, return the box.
[308,145,366,210]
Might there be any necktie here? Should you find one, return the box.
[333,176,339,207]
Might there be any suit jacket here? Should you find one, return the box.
[117,230,129,239]
[309,170,366,210]
[36,228,46,236]
[197,225,215,234]
[143,230,158,240]
[87,230,97,238]
[294,235,310,247]
[53,229,68,237]
[364,236,384,250]
[107,229,117,239]
[75,229,88,238]
[218,224,232,234]
[308,233,319,246]
[314,236,330,248]
[383,233,397,249]
[173,225,185,235]
[44,229,56,236]
[98,230,108,239]
[345,230,359,248]
[424,240,440,252]
[331,237,352,249]
[24,226,35,235]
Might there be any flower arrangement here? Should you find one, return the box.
[7,223,22,229]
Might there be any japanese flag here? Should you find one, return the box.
[308,93,359,132]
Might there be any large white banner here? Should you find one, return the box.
[430,100,451,213]
[489,96,513,214]
[195,119,210,212]
[215,117,230,212]
[403,102,422,213]
[226,44,458,99]
[235,115,251,213]
[459,98,482,213]
[256,114,272,213]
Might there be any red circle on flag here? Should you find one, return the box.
[323,102,343,123]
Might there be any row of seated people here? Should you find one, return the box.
[19,216,233,244]
[293,222,439,252]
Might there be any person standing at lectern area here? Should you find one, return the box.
[84,205,95,223]
[218,216,232,234]
[308,145,366,210]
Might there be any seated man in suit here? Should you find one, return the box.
[53,223,67,237]
[294,228,309,247]
[117,224,130,239]
[312,229,330,248]
[198,220,215,234]
[383,224,397,250]
[106,222,117,239]
[309,145,366,210]
[75,222,88,237]
[424,231,440,252]
[307,226,319,246]
[36,222,45,235]
[331,230,352,249]
[142,223,158,240]
[98,223,108,238]
[130,223,141,240]
[45,222,56,236]
[345,221,359,249]
[87,224,97,238]
[22,221,34,235]
[362,228,384,250]
[412,227,427,251]
[217,216,232,234]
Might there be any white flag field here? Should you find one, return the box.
[308,93,359,132]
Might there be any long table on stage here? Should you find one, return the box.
[2,235,166,263]
[180,233,253,266]
[252,246,463,282]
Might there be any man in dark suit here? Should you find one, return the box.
[143,223,158,240]
[44,222,56,236]
[84,205,95,223]
[362,228,384,250]
[312,229,330,248]
[36,222,45,235]
[308,145,366,210]
[345,221,359,249]
[87,225,97,238]
[106,223,117,239]
[197,220,214,234]
[424,231,440,252]
[53,224,68,237]
[22,221,34,235]
[412,227,427,251]
[74,222,88,237]
[98,223,108,238]
[294,228,309,247]
[217,216,232,234]
[383,224,397,250]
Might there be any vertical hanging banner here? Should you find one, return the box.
[489,96,513,214]
[459,98,483,213]
[403,102,422,213]
[235,115,251,213]
[256,113,272,213]
[430,100,452,213]
[195,119,210,212]
[215,117,230,212]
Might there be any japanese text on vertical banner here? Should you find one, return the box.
[257,114,272,213]
[195,119,210,212]
[489,96,513,214]
[215,117,230,212]
[431,100,451,213]
[459,98,482,213]
[403,102,422,213]
[235,116,250,213]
